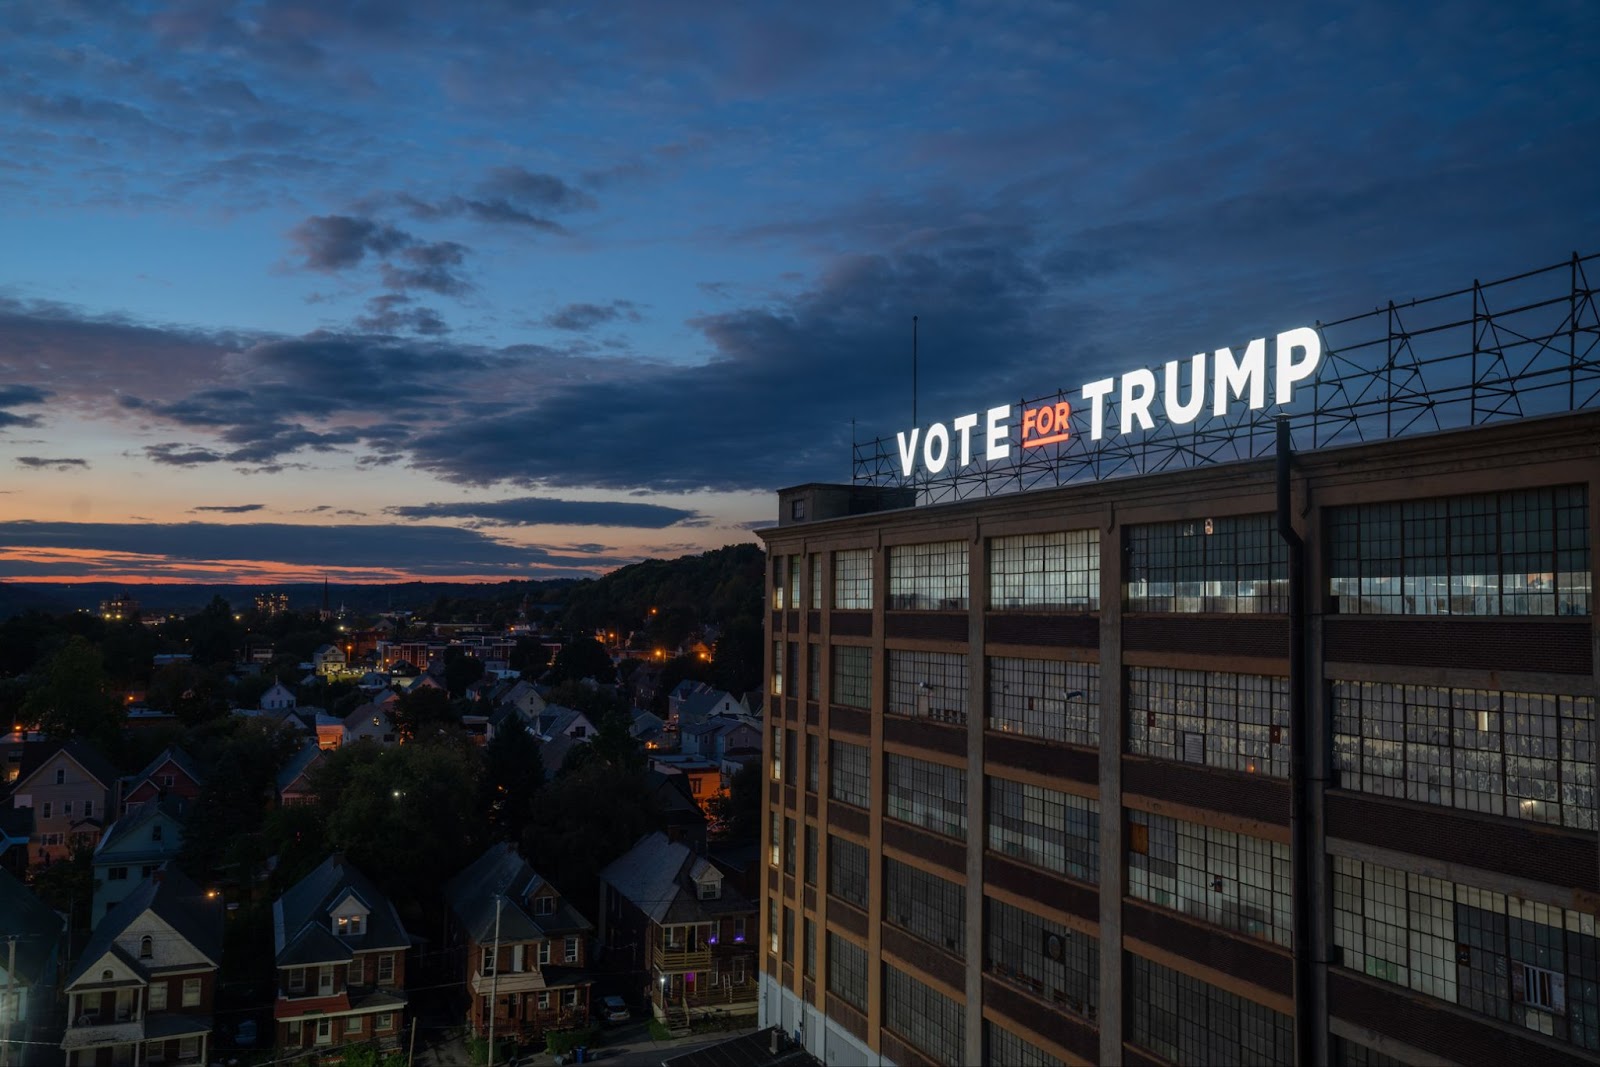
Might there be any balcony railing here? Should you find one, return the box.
[651,944,713,971]
[62,1018,145,1049]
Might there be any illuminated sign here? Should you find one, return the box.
[894,327,1322,478]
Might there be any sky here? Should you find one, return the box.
[0,1,1596,584]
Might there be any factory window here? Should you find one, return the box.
[768,898,779,955]
[807,644,821,702]
[1127,668,1291,778]
[770,640,783,697]
[783,817,796,875]
[826,933,868,1011]
[885,858,965,956]
[1127,953,1293,1065]
[768,811,780,867]
[827,834,869,910]
[805,732,819,794]
[787,556,801,609]
[782,906,795,962]
[989,530,1100,610]
[830,645,872,709]
[828,741,871,809]
[985,897,1097,1020]
[1332,854,1600,1051]
[833,549,874,610]
[803,918,816,978]
[784,727,797,786]
[1332,1036,1410,1066]
[810,553,822,610]
[772,557,785,611]
[1327,485,1590,616]
[885,754,967,839]
[769,725,782,781]
[1331,682,1595,830]
[986,1023,1066,1067]
[988,657,1100,746]
[1127,810,1292,948]
[887,650,968,725]
[804,824,817,885]
[884,963,965,1067]
[988,776,1098,884]
[887,540,969,610]
[1126,513,1288,613]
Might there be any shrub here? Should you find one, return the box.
[545,1025,601,1055]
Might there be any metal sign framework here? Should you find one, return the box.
[851,253,1600,503]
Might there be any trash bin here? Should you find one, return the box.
[574,1047,587,1064]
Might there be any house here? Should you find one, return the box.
[648,755,724,810]
[312,711,344,750]
[313,644,347,678]
[535,706,595,742]
[628,710,667,750]
[59,864,223,1067]
[342,702,398,746]
[598,832,758,1026]
[444,843,596,1044]
[121,745,204,815]
[276,743,324,807]
[10,741,120,865]
[0,867,65,1066]
[497,679,548,720]
[677,689,748,730]
[644,771,708,852]
[260,681,297,712]
[665,680,716,722]
[0,800,32,875]
[681,717,760,763]
[272,854,410,1055]
[93,795,188,919]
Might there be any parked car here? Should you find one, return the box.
[600,996,630,1023]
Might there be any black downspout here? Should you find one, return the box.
[1278,416,1316,1066]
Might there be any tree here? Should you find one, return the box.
[508,636,551,677]
[23,636,122,751]
[390,686,457,743]
[705,764,761,843]
[147,661,230,727]
[649,654,714,717]
[547,637,615,686]
[480,716,544,842]
[522,760,662,918]
[711,615,763,696]
[180,719,301,885]
[443,647,486,698]
[31,838,94,948]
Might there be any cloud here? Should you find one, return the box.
[0,384,50,429]
[480,167,597,213]
[15,456,89,471]
[288,214,411,271]
[543,301,641,332]
[356,294,449,336]
[379,240,470,296]
[385,496,699,529]
[191,503,266,513]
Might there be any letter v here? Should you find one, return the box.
[896,429,921,477]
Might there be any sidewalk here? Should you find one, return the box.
[515,1024,762,1067]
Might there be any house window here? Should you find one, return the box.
[534,895,555,915]
[109,866,128,881]
[376,1013,393,1032]
[565,936,579,963]
[64,801,75,817]
[537,992,550,1010]
[148,982,167,1011]
[288,968,306,994]
[347,1014,364,1033]
[151,824,162,842]
[563,989,579,1007]
[336,914,363,936]
[182,978,201,1007]
[316,1018,331,1044]
[83,800,92,818]
[287,1020,302,1042]
[161,775,175,788]
[733,917,746,943]
[318,967,333,995]
[733,958,746,984]
[483,946,496,975]
[378,954,394,984]
[179,1037,198,1060]
[41,803,51,820]
[140,935,153,959]
[698,878,721,901]
[55,769,64,785]
[538,941,551,965]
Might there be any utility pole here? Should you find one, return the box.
[486,896,503,1067]
[406,1017,417,1067]
[2,934,16,1067]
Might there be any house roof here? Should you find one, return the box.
[132,745,204,790]
[95,794,187,860]
[679,690,742,723]
[628,711,665,738]
[16,740,120,792]
[65,864,222,987]
[599,832,753,927]
[444,842,593,945]
[539,733,580,779]
[314,644,340,656]
[275,742,323,794]
[273,853,410,961]
[342,702,393,731]
[0,866,64,985]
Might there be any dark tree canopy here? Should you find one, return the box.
[547,637,615,686]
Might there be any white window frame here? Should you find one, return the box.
[377,954,394,984]
[538,941,550,965]
[287,968,306,994]
[148,982,167,1012]
[316,1017,332,1045]
[182,978,201,1008]
[565,936,579,963]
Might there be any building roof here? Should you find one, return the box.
[628,711,665,739]
[95,794,187,861]
[131,744,204,790]
[444,842,593,945]
[65,864,222,987]
[342,702,394,731]
[275,742,323,794]
[16,740,120,792]
[273,853,410,960]
[600,831,753,926]
[0,866,64,986]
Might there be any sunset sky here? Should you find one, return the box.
[1,2,1596,583]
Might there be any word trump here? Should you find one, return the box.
[894,327,1322,479]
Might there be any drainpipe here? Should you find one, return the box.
[1278,416,1318,1065]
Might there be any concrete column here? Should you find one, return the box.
[1098,508,1126,1065]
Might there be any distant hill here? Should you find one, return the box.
[557,544,765,645]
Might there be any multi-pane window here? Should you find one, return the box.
[1127,810,1292,947]
[887,650,969,725]
[985,897,1098,1019]
[827,932,868,1010]
[887,541,969,610]
[1126,514,1288,613]
[833,549,874,610]
[989,530,1100,610]
[885,755,967,839]
[768,811,781,867]
[988,776,1098,883]
[1332,1036,1409,1067]
[1331,681,1596,830]
[1127,953,1293,1065]
[829,741,871,809]
[768,898,779,955]
[885,858,965,956]
[1127,668,1291,778]
[988,657,1100,746]
[784,727,797,786]
[831,645,872,709]
[810,553,822,610]
[986,1023,1065,1067]
[884,963,965,1067]
[1333,854,1600,1050]
[787,557,801,610]
[807,645,821,702]
[783,817,797,875]
[783,906,794,961]
[803,918,816,978]
[1327,486,1591,616]
[804,825,818,885]
[772,556,785,610]
[828,834,870,909]
[770,639,783,697]
[806,733,819,793]
[769,725,782,781]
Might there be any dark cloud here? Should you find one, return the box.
[379,240,470,296]
[480,167,597,213]
[543,301,641,332]
[288,214,412,271]
[356,294,449,336]
[15,456,89,471]
[191,503,265,513]
[0,520,634,578]
[0,384,50,429]
[385,497,698,529]
[145,443,226,466]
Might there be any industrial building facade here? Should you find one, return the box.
[756,409,1599,1066]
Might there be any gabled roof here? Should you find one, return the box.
[342,702,394,731]
[273,853,410,961]
[276,742,323,794]
[95,794,187,859]
[628,711,665,738]
[132,745,204,790]
[314,644,340,656]
[15,740,120,792]
[539,733,580,779]
[65,864,222,987]
[444,842,593,945]
[599,832,695,925]
[0,866,63,985]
